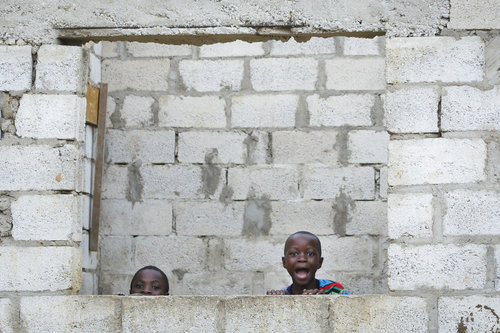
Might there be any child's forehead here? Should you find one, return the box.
[134,269,163,281]
[285,234,320,249]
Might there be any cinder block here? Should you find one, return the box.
[379,166,388,199]
[178,130,260,164]
[20,296,120,332]
[0,298,15,333]
[135,236,206,272]
[302,166,375,200]
[497,245,500,291]
[182,272,256,295]
[250,58,318,91]
[272,130,339,164]
[100,199,172,236]
[343,37,381,55]
[106,96,116,128]
[270,37,336,56]
[81,231,98,270]
[388,244,487,290]
[122,297,219,332]
[79,272,96,295]
[200,40,264,57]
[176,201,245,236]
[35,45,84,92]
[439,296,500,332]
[0,45,32,91]
[269,201,334,236]
[228,166,299,200]
[486,36,500,85]
[121,95,155,127]
[320,236,374,272]
[101,41,119,58]
[388,138,486,185]
[179,59,244,92]
[383,86,439,133]
[386,37,484,83]
[99,274,131,296]
[332,296,428,332]
[348,130,389,164]
[443,190,500,236]
[388,193,433,239]
[11,194,81,241]
[101,165,128,199]
[102,59,170,92]
[89,53,101,85]
[0,247,80,291]
[126,42,192,57]
[142,165,224,199]
[16,94,86,140]
[449,0,500,29]
[307,94,374,127]
[224,238,283,271]
[105,129,175,164]
[231,94,297,128]
[159,95,226,128]
[442,86,500,131]
[346,201,387,236]
[99,236,134,273]
[0,145,80,191]
[325,57,385,90]
[224,297,327,332]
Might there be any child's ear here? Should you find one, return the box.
[318,257,323,268]
[282,256,286,268]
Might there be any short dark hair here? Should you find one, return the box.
[129,265,169,294]
[284,231,322,257]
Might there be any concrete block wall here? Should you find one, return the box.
[99,36,388,296]
[0,43,87,296]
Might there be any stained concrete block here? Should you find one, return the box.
[343,36,382,55]
[379,166,388,199]
[89,52,101,84]
[382,86,439,133]
[102,59,170,92]
[135,236,206,272]
[388,193,433,239]
[126,41,192,57]
[35,45,84,93]
[439,296,500,332]
[179,59,244,92]
[101,41,119,58]
[122,297,219,332]
[496,245,500,291]
[320,236,375,272]
[80,232,98,269]
[182,272,258,295]
[346,201,387,236]
[176,201,245,236]
[100,199,172,236]
[159,95,226,128]
[0,247,80,291]
[105,129,175,164]
[0,145,80,191]
[442,86,500,131]
[302,166,375,200]
[485,36,500,85]
[200,40,264,57]
[120,95,155,127]
[178,130,267,164]
[348,130,389,164]
[99,236,134,273]
[307,94,374,127]
[388,138,486,185]
[270,36,336,56]
[272,130,339,164]
[142,165,224,199]
[250,58,318,91]
[224,238,283,271]
[388,244,487,290]
[228,165,299,200]
[443,190,500,236]
[449,0,500,29]
[231,94,298,128]
[101,165,128,199]
[0,45,32,91]
[20,296,120,333]
[16,94,86,140]
[332,296,428,332]
[325,57,385,90]
[0,298,16,333]
[11,194,81,241]
[269,201,334,236]
[386,37,484,83]
[79,272,96,295]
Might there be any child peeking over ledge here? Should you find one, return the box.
[130,265,169,296]
[267,231,348,295]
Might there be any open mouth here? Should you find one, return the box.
[294,268,310,280]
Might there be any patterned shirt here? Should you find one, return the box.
[284,279,348,295]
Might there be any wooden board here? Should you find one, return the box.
[85,85,99,125]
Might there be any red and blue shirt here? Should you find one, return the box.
[284,279,348,295]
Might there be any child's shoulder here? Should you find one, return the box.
[317,279,349,295]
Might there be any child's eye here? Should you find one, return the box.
[135,284,143,289]
[153,286,160,290]
[307,252,315,257]
[289,252,298,257]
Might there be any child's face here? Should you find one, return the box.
[282,234,323,289]
[130,269,169,296]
